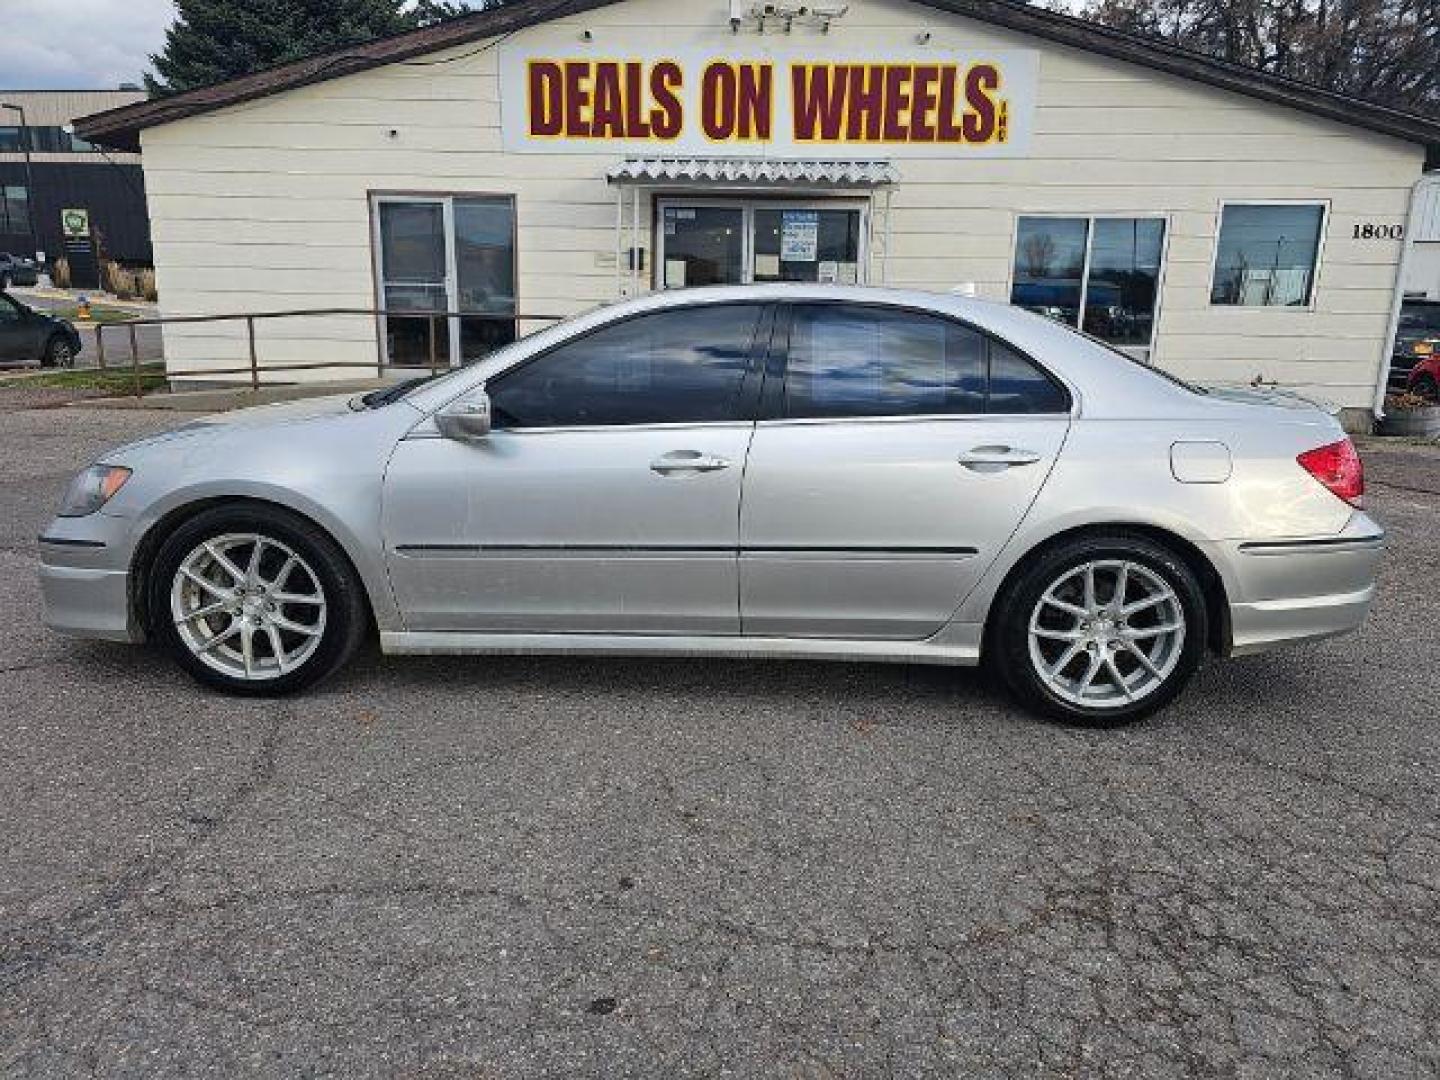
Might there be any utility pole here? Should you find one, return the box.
[0,102,42,266]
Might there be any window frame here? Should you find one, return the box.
[368,190,519,370]
[1206,199,1330,313]
[1005,211,1172,361]
[484,300,775,432]
[761,300,1074,423]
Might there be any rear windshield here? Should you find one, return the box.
[1053,320,1207,395]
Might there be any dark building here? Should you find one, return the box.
[1,89,152,283]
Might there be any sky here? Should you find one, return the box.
[0,0,1086,93]
[0,0,177,90]
[0,0,482,92]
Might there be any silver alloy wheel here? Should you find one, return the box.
[170,532,327,681]
[50,341,74,368]
[1026,559,1186,709]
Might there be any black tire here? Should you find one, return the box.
[1414,374,1439,403]
[147,504,369,696]
[42,335,76,369]
[988,532,1208,726]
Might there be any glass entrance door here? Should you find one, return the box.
[752,207,863,284]
[657,199,867,290]
[660,206,744,288]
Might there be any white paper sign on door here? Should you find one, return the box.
[781,210,819,262]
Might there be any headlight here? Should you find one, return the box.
[57,465,131,517]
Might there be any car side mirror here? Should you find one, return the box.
[435,388,492,440]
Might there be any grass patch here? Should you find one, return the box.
[18,363,168,393]
[48,304,144,325]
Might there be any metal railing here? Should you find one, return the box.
[91,308,567,397]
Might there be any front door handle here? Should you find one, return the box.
[650,450,732,475]
[957,445,1043,469]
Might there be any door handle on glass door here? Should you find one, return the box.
[650,451,732,475]
[957,446,1042,469]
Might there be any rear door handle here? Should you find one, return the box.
[957,446,1043,469]
[650,450,732,475]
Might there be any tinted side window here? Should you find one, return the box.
[783,304,985,419]
[490,304,762,427]
[988,342,1069,414]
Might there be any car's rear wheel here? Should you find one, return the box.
[148,505,368,695]
[1413,373,1439,402]
[990,533,1208,725]
[42,335,75,368]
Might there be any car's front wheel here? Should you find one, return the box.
[990,533,1208,725]
[42,335,76,368]
[148,505,368,695]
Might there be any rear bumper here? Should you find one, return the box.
[1222,516,1384,657]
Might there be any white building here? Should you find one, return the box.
[76,0,1440,426]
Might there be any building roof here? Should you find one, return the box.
[73,0,1440,156]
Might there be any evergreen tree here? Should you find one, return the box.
[146,0,476,95]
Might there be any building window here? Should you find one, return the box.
[372,194,517,368]
[0,186,30,235]
[0,125,98,153]
[1011,215,1167,356]
[1210,203,1325,308]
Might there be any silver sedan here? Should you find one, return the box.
[39,285,1383,724]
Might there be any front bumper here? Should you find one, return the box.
[38,513,142,643]
[1222,514,1384,657]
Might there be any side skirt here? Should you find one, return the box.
[380,630,982,667]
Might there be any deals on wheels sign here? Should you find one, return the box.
[498,40,1037,157]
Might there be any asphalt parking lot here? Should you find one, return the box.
[1,397,1438,1078]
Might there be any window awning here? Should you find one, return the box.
[606,157,900,188]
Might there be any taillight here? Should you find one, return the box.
[1297,438,1364,508]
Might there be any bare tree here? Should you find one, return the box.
[1069,0,1439,118]
[1022,233,1058,278]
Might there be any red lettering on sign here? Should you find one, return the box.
[590,62,625,138]
[882,66,910,141]
[650,62,683,139]
[963,64,999,142]
[936,64,963,143]
[737,64,771,139]
[702,62,736,139]
[844,65,882,141]
[527,61,563,137]
[792,65,846,141]
[522,57,1009,147]
[910,64,939,142]
[563,62,591,137]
